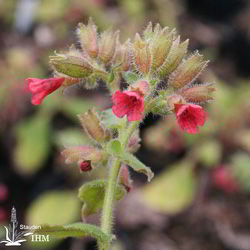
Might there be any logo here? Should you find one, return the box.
[0,207,33,246]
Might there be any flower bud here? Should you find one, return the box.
[158,36,188,78]
[151,32,174,71]
[77,18,98,59]
[179,83,215,103]
[79,160,92,172]
[143,22,153,40]
[62,77,83,87]
[77,108,111,143]
[50,54,94,78]
[127,129,141,153]
[99,30,120,64]
[167,94,186,111]
[115,39,131,71]
[119,164,133,192]
[132,33,152,74]
[129,80,149,96]
[61,146,108,167]
[168,52,208,89]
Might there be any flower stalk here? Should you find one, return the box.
[25,19,215,250]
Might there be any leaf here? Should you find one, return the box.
[54,128,90,148]
[100,109,124,130]
[231,153,250,192]
[33,223,111,247]
[106,140,122,155]
[143,161,196,213]
[120,153,154,182]
[78,180,126,217]
[26,191,80,226]
[13,114,51,175]
[195,140,222,167]
[26,190,80,248]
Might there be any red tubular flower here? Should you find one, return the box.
[112,90,144,121]
[25,77,65,105]
[174,103,206,134]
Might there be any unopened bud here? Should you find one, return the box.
[62,77,83,87]
[129,80,149,96]
[143,22,153,40]
[158,37,188,78]
[119,164,133,192]
[77,18,98,59]
[50,54,94,78]
[133,33,152,74]
[77,108,111,143]
[61,146,108,167]
[99,30,120,64]
[167,94,186,111]
[151,32,174,71]
[127,129,141,153]
[115,39,131,71]
[79,160,92,172]
[179,83,215,103]
[169,52,208,89]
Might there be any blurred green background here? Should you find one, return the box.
[1,0,250,250]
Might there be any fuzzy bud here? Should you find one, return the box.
[169,52,208,89]
[143,22,153,40]
[61,146,108,167]
[77,108,111,143]
[119,164,133,192]
[179,83,215,103]
[167,94,186,111]
[99,30,120,64]
[129,80,149,96]
[158,37,188,78]
[127,129,141,153]
[79,160,92,172]
[77,18,99,59]
[151,31,174,71]
[50,54,94,78]
[115,39,131,71]
[133,33,152,74]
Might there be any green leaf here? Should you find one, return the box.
[100,109,124,130]
[107,140,122,155]
[54,128,90,148]
[26,191,80,225]
[143,161,196,213]
[123,71,140,84]
[195,140,222,167]
[26,190,80,248]
[231,153,250,192]
[78,180,126,217]
[13,114,51,175]
[33,223,111,247]
[120,153,154,182]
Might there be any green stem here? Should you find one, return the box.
[101,158,121,235]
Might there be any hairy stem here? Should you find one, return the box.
[100,121,140,249]
[101,158,121,236]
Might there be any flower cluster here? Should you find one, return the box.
[24,19,215,250]
[25,19,214,135]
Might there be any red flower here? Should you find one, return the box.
[26,77,65,105]
[79,161,92,172]
[212,167,239,193]
[112,90,144,121]
[175,103,206,134]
